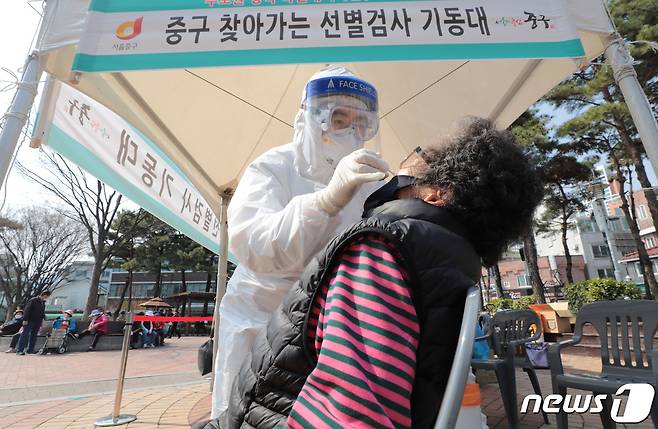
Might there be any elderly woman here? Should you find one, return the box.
[210,117,544,429]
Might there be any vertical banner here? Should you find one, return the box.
[74,0,585,72]
[37,79,231,258]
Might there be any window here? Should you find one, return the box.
[516,275,530,287]
[636,262,643,277]
[646,237,656,249]
[578,219,598,233]
[108,284,121,298]
[636,205,648,219]
[652,260,658,274]
[609,218,630,232]
[592,245,610,258]
[597,268,615,279]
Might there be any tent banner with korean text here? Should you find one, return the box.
[73,0,585,72]
[35,79,233,259]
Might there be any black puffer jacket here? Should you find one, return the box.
[219,199,481,429]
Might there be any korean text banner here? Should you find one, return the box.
[73,0,585,72]
[38,79,232,259]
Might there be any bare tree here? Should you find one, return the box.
[0,207,86,321]
[18,152,144,317]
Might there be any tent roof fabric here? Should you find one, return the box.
[35,0,615,215]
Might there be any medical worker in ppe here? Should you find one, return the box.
[211,65,389,418]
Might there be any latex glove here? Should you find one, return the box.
[317,149,389,216]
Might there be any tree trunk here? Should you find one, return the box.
[561,219,574,284]
[492,264,504,298]
[604,87,658,240]
[611,156,658,299]
[84,258,104,318]
[113,269,133,320]
[558,184,574,284]
[153,260,162,298]
[480,275,490,308]
[522,225,547,304]
[181,269,187,293]
[4,301,18,323]
[203,268,212,316]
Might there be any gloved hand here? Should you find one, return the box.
[316,149,390,216]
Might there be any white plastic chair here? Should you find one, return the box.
[434,285,481,429]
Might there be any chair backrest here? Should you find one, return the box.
[573,300,658,378]
[434,285,480,429]
[490,309,542,357]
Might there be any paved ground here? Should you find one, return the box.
[480,368,655,429]
[0,337,655,428]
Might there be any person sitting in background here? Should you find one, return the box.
[130,312,144,349]
[52,309,78,337]
[153,313,165,346]
[216,117,544,429]
[167,310,181,339]
[77,308,108,351]
[3,309,24,353]
[141,311,158,348]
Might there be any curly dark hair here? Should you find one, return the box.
[415,117,544,266]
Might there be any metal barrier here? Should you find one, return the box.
[94,312,137,427]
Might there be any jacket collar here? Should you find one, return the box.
[364,198,470,240]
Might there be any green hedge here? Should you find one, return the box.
[565,278,642,313]
[486,295,536,313]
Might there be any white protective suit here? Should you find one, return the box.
[211,67,384,417]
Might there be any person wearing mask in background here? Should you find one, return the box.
[211,65,389,418]
[52,309,78,338]
[3,309,24,353]
[77,308,108,351]
[16,290,51,355]
[218,117,544,429]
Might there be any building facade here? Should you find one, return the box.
[606,187,658,250]
[105,270,216,314]
[47,261,112,313]
[46,263,216,315]
[490,254,587,299]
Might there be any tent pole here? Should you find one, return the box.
[211,189,232,391]
[0,53,42,191]
[605,38,658,175]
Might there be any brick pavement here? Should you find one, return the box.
[1,339,656,428]
[0,337,206,390]
[0,383,209,429]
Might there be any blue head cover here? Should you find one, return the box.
[304,76,378,112]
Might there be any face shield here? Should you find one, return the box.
[302,75,380,166]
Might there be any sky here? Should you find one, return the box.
[0,1,56,212]
[0,1,139,214]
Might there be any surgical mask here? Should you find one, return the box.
[14,315,22,320]
[321,130,363,167]
[363,175,416,213]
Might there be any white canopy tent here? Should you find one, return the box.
[28,0,619,216]
[2,0,657,422]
